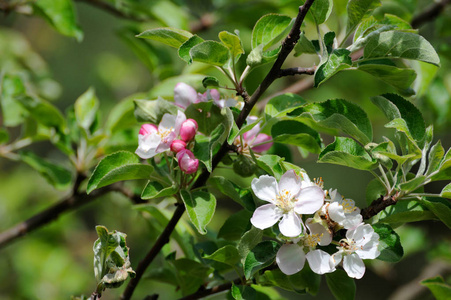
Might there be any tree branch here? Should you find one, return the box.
[120,1,316,299]
[411,0,451,28]
[278,66,316,77]
[361,195,398,220]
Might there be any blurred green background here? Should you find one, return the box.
[1,0,451,299]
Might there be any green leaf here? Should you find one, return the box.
[141,181,177,200]
[366,178,386,205]
[202,76,220,88]
[193,125,225,172]
[74,87,99,131]
[346,0,381,34]
[314,49,352,87]
[180,190,216,235]
[399,175,426,193]
[371,94,426,143]
[431,149,451,181]
[218,210,253,241]
[294,32,318,56]
[172,258,212,296]
[87,151,154,194]
[16,95,65,130]
[219,31,244,61]
[261,265,321,295]
[137,27,193,48]
[326,269,356,300]
[251,14,293,50]
[289,99,373,145]
[256,155,285,179]
[441,183,451,199]
[178,35,204,64]
[265,93,307,119]
[246,44,281,67]
[189,41,230,67]
[363,31,440,66]
[203,245,240,267]
[271,120,322,154]
[319,137,378,170]
[357,64,417,94]
[185,101,233,136]
[308,0,333,24]
[0,129,9,144]
[33,0,83,41]
[377,200,436,224]
[421,276,451,300]
[354,14,413,43]
[208,176,255,211]
[19,151,72,190]
[421,198,451,229]
[1,74,28,127]
[373,224,403,262]
[238,227,263,262]
[427,141,445,175]
[244,241,280,279]
[134,97,178,124]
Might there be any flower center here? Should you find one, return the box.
[304,233,323,248]
[339,238,362,254]
[275,189,297,213]
[158,127,173,142]
[341,198,357,213]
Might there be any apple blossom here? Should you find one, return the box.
[176,149,199,174]
[135,111,186,159]
[170,139,186,153]
[250,170,325,237]
[174,82,198,109]
[180,119,198,142]
[323,189,362,230]
[235,117,273,154]
[330,223,380,279]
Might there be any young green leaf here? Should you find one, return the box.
[289,99,373,145]
[134,97,178,124]
[192,124,225,172]
[33,0,83,41]
[271,120,322,154]
[314,49,352,87]
[326,269,356,300]
[421,198,451,229]
[16,95,65,131]
[319,137,378,170]
[141,181,177,200]
[354,14,413,43]
[265,93,307,119]
[399,175,427,193]
[137,27,193,48]
[189,41,230,67]
[203,245,240,267]
[74,87,99,131]
[357,64,417,94]
[307,0,333,24]
[257,155,285,179]
[1,73,28,127]
[180,190,216,235]
[171,258,213,296]
[208,176,255,211]
[346,0,381,34]
[19,151,72,190]
[251,14,293,50]
[178,35,204,64]
[202,76,220,88]
[421,276,451,300]
[430,149,451,181]
[294,32,318,56]
[427,141,445,175]
[244,241,280,279]
[376,200,436,224]
[238,227,263,262]
[87,151,154,194]
[363,31,440,66]
[441,183,451,199]
[373,224,404,262]
[218,31,244,61]
[218,210,253,241]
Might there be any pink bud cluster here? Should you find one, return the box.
[169,118,198,154]
[176,149,199,174]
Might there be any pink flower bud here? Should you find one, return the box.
[180,119,198,142]
[170,139,187,153]
[176,149,199,174]
[251,133,273,152]
[139,124,157,136]
[174,82,198,109]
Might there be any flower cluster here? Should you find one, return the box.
[251,170,380,279]
[174,82,239,109]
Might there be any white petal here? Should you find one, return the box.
[294,186,325,214]
[159,113,177,131]
[250,204,282,230]
[343,253,365,279]
[174,110,187,136]
[306,219,332,246]
[276,244,305,275]
[306,250,335,274]
[251,175,279,203]
[278,170,302,198]
[328,202,346,224]
[300,172,313,188]
[346,223,374,245]
[331,251,343,267]
[356,235,380,259]
[135,134,161,159]
[329,189,343,204]
[279,211,303,237]
[341,213,363,230]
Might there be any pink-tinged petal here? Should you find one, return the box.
[174,83,197,109]
[243,122,261,141]
[207,89,220,101]
[346,223,374,245]
[159,113,177,131]
[331,251,343,267]
[328,202,346,224]
[279,170,302,197]
[306,250,335,275]
[180,119,198,142]
[251,175,279,203]
[343,253,365,279]
[276,244,305,275]
[306,218,332,246]
[139,124,158,136]
[251,134,273,152]
[279,211,303,237]
[176,149,199,174]
[136,133,161,159]
[156,131,175,153]
[250,204,282,230]
[294,186,325,214]
[174,110,187,136]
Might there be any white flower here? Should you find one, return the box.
[276,219,334,275]
[327,189,362,229]
[330,223,380,279]
[250,170,325,237]
[136,111,186,159]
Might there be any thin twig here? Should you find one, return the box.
[178,278,242,300]
[120,1,317,299]
[361,194,398,220]
[278,66,316,77]
[411,0,451,28]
